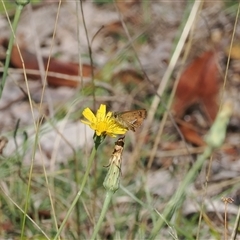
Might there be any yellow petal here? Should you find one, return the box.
[106,112,113,118]
[114,128,127,135]
[107,133,116,137]
[80,120,92,126]
[82,108,96,123]
[96,104,106,121]
[95,130,102,136]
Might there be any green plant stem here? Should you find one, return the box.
[231,204,240,240]
[21,121,40,239]
[1,4,23,99]
[149,146,213,240]
[91,190,114,240]
[54,143,98,240]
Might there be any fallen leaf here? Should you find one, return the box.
[172,50,220,121]
[102,21,124,36]
[112,69,143,84]
[222,146,240,160]
[172,50,220,146]
[116,0,142,25]
[2,39,94,87]
[178,123,206,146]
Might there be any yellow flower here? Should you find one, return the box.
[81,104,127,137]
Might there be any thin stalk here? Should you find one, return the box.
[231,205,240,240]
[54,144,98,240]
[149,101,233,239]
[1,2,28,98]
[149,146,213,240]
[91,191,114,240]
[90,137,124,239]
[79,0,96,110]
[21,121,41,239]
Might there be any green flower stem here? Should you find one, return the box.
[1,0,29,99]
[91,136,123,239]
[149,146,212,240]
[91,190,114,240]
[15,0,30,6]
[54,134,104,240]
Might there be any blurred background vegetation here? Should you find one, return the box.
[0,0,240,239]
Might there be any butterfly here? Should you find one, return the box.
[113,109,147,132]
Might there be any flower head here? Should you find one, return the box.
[81,104,127,137]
